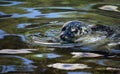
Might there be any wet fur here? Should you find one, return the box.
[60,20,115,42]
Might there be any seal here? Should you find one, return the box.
[59,20,115,42]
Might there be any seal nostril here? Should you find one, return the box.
[60,35,66,41]
[60,35,63,38]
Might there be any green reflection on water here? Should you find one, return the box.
[0,0,120,74]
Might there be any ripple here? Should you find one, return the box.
[67,72,91,74]
[0,55,36,73]
[99,5,119,12]
[12,8,42,18]
[45,29,60,37]
[48,63,90,70]
[0,34,26,41]
[36,7,76,11]
[11,7,78,18]
[0,34,28,49]
[36,11,78,18]
[0,1,23,6]
[71,52,103,58]
[0,29,7,39]
[92,4,120,12]
[75,34,107,43]
[0,29,6,34]
[26,28,60,43]
[0,49,37,54]
[17,23,32,29]
[17,23,40,29]
[88,59,120,67]
[17,22,58,29]
[25,21,120,55]
[100,60,120,67]
[0,12,12,18]
[34,53,61,59]
[110,49,120,54]
[91,4,120,18]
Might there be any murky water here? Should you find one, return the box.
[0,0,120,74]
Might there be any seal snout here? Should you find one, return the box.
[59,32,74,42]
[59,20,88,42]
[60,34,66,41]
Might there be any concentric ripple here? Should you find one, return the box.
[25,22,120,54]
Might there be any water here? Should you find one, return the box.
[0,0,120,74]
[0,0,23,6]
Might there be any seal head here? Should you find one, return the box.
[60,20,91,42]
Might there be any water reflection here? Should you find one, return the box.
[12,7,78,18]
[0,55,36,73]
[68,72,91,74]
[0,30,7,39]
[0,29,6,35]
[17,23,40,29]
[48,63,90,70]
[0,49,37,54]
[42,11,77,18]
[17,23,32,29]
[36,7,76,12]
[0,34,26,42]
[34,53,61,59]
[99,5,119,12]
[91,4,120,18]
[17,21,63,29]
[0,12,12,18]
[0,34,28,49]
[0,0,23,6]
[0,0,120,74]
[12,8,41,18]
[71,52,103,58]
[88,59,120,67]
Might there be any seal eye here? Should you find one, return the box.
[61,27,66,31]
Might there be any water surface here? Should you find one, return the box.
[0,0,120,74]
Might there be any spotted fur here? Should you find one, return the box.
[60,20,115,42]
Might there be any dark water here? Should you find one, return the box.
[0,0,120,74]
